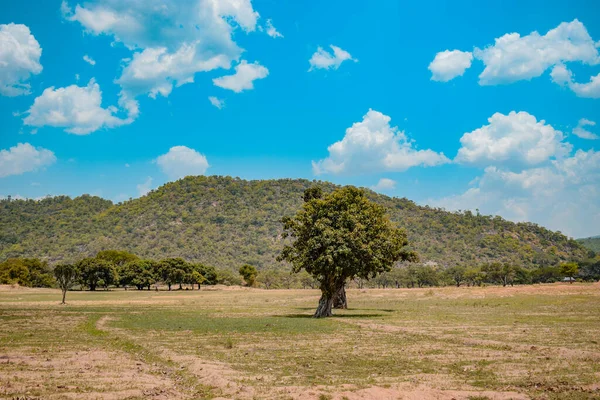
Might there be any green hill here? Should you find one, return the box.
[577,236,600,253]
[0,176,588,269]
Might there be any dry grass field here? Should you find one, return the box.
[1,283,599,400]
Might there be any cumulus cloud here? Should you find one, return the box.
[0,143,56,178]
[308,45,356,71]
[572,118,598,140]
[0,23,43,96]
[550,64,600,98]
[312,109,449,175]
[213,60,268,92]
[208,96,225,109]
[156,146,209,179]
[431,149,600,238]
[371,178,397,192]
[63,0,265,108]
[83,54,96,65]
[433,20,600,90]
[568,72,600,98]
[474,20,599,85]
[428,50,473,82]
[23,79,135,134]
[550,63,572,86]
[265,19,283,38]
[455,111,571,167]
[136,176,153,196]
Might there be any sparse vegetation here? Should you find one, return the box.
[1,284,599,399]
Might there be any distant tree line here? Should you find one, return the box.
[1,252,599,294]
[361,260,599,289]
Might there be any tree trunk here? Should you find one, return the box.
[314,294,334,318]
[333,285,347,309]
[61,289,66,305]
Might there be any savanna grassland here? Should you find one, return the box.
[1,284,599,400]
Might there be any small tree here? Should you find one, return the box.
[54,264,79,304]
[260,269,279,289]
[446,265,466,287]
[464,267,483,287]
[187,269,206,290]
[77,258,117,291]
[120,260,156,290]
[278,186,417,318]
[560,262,579,283]
[239,264,258,287]
[158,258,190,290]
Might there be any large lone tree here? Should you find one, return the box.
[278,186,417,318]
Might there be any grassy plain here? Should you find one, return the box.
[1,283,599,399]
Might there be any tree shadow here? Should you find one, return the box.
[281,313,386,319]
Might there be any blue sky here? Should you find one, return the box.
[1,0,599,237]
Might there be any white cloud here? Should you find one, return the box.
[63,0,263,107]
[0,143,56,178]
[428,50,473,82]
[455,111,571,167]
[0,23,43,96]
[371,178,396,192]
[208,96,225,109]
[474,20,599,85]
[434,20,600,89]
[550,63,572,86]
[550,64,600,98]
[308,45,356,71]
[569,72,600,98]
[312,109,449,175]
[431,149,600,238]
[116,43,232,100]
[265,19,283,38]
[83,54,96,65]
[156,146,209,179]
[136,176,153,196]
[23,79,135,134]
[573,118,598,140]
[213,60,268,92]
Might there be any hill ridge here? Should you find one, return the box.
[0,175,588,268]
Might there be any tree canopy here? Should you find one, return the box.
[279,186,418,317]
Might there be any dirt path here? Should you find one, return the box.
[93,315,532,400]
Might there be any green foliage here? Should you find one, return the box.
[239,264,258,287]
[120,259,157,290]
[577,236,600,253]
[446,265,467,287]
[0,258,53,287]
[559,262,579,280]
[53,264,78,303]
[76,258,117,291]
[96,249,139,267]
[279,186,417,317]
[158,258,190,290]
[0,176,589,271]
[195,263,217,285]
[215,268,242,286]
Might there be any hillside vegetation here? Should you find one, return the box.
[578,236,600,253]
[0,176,588,269]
